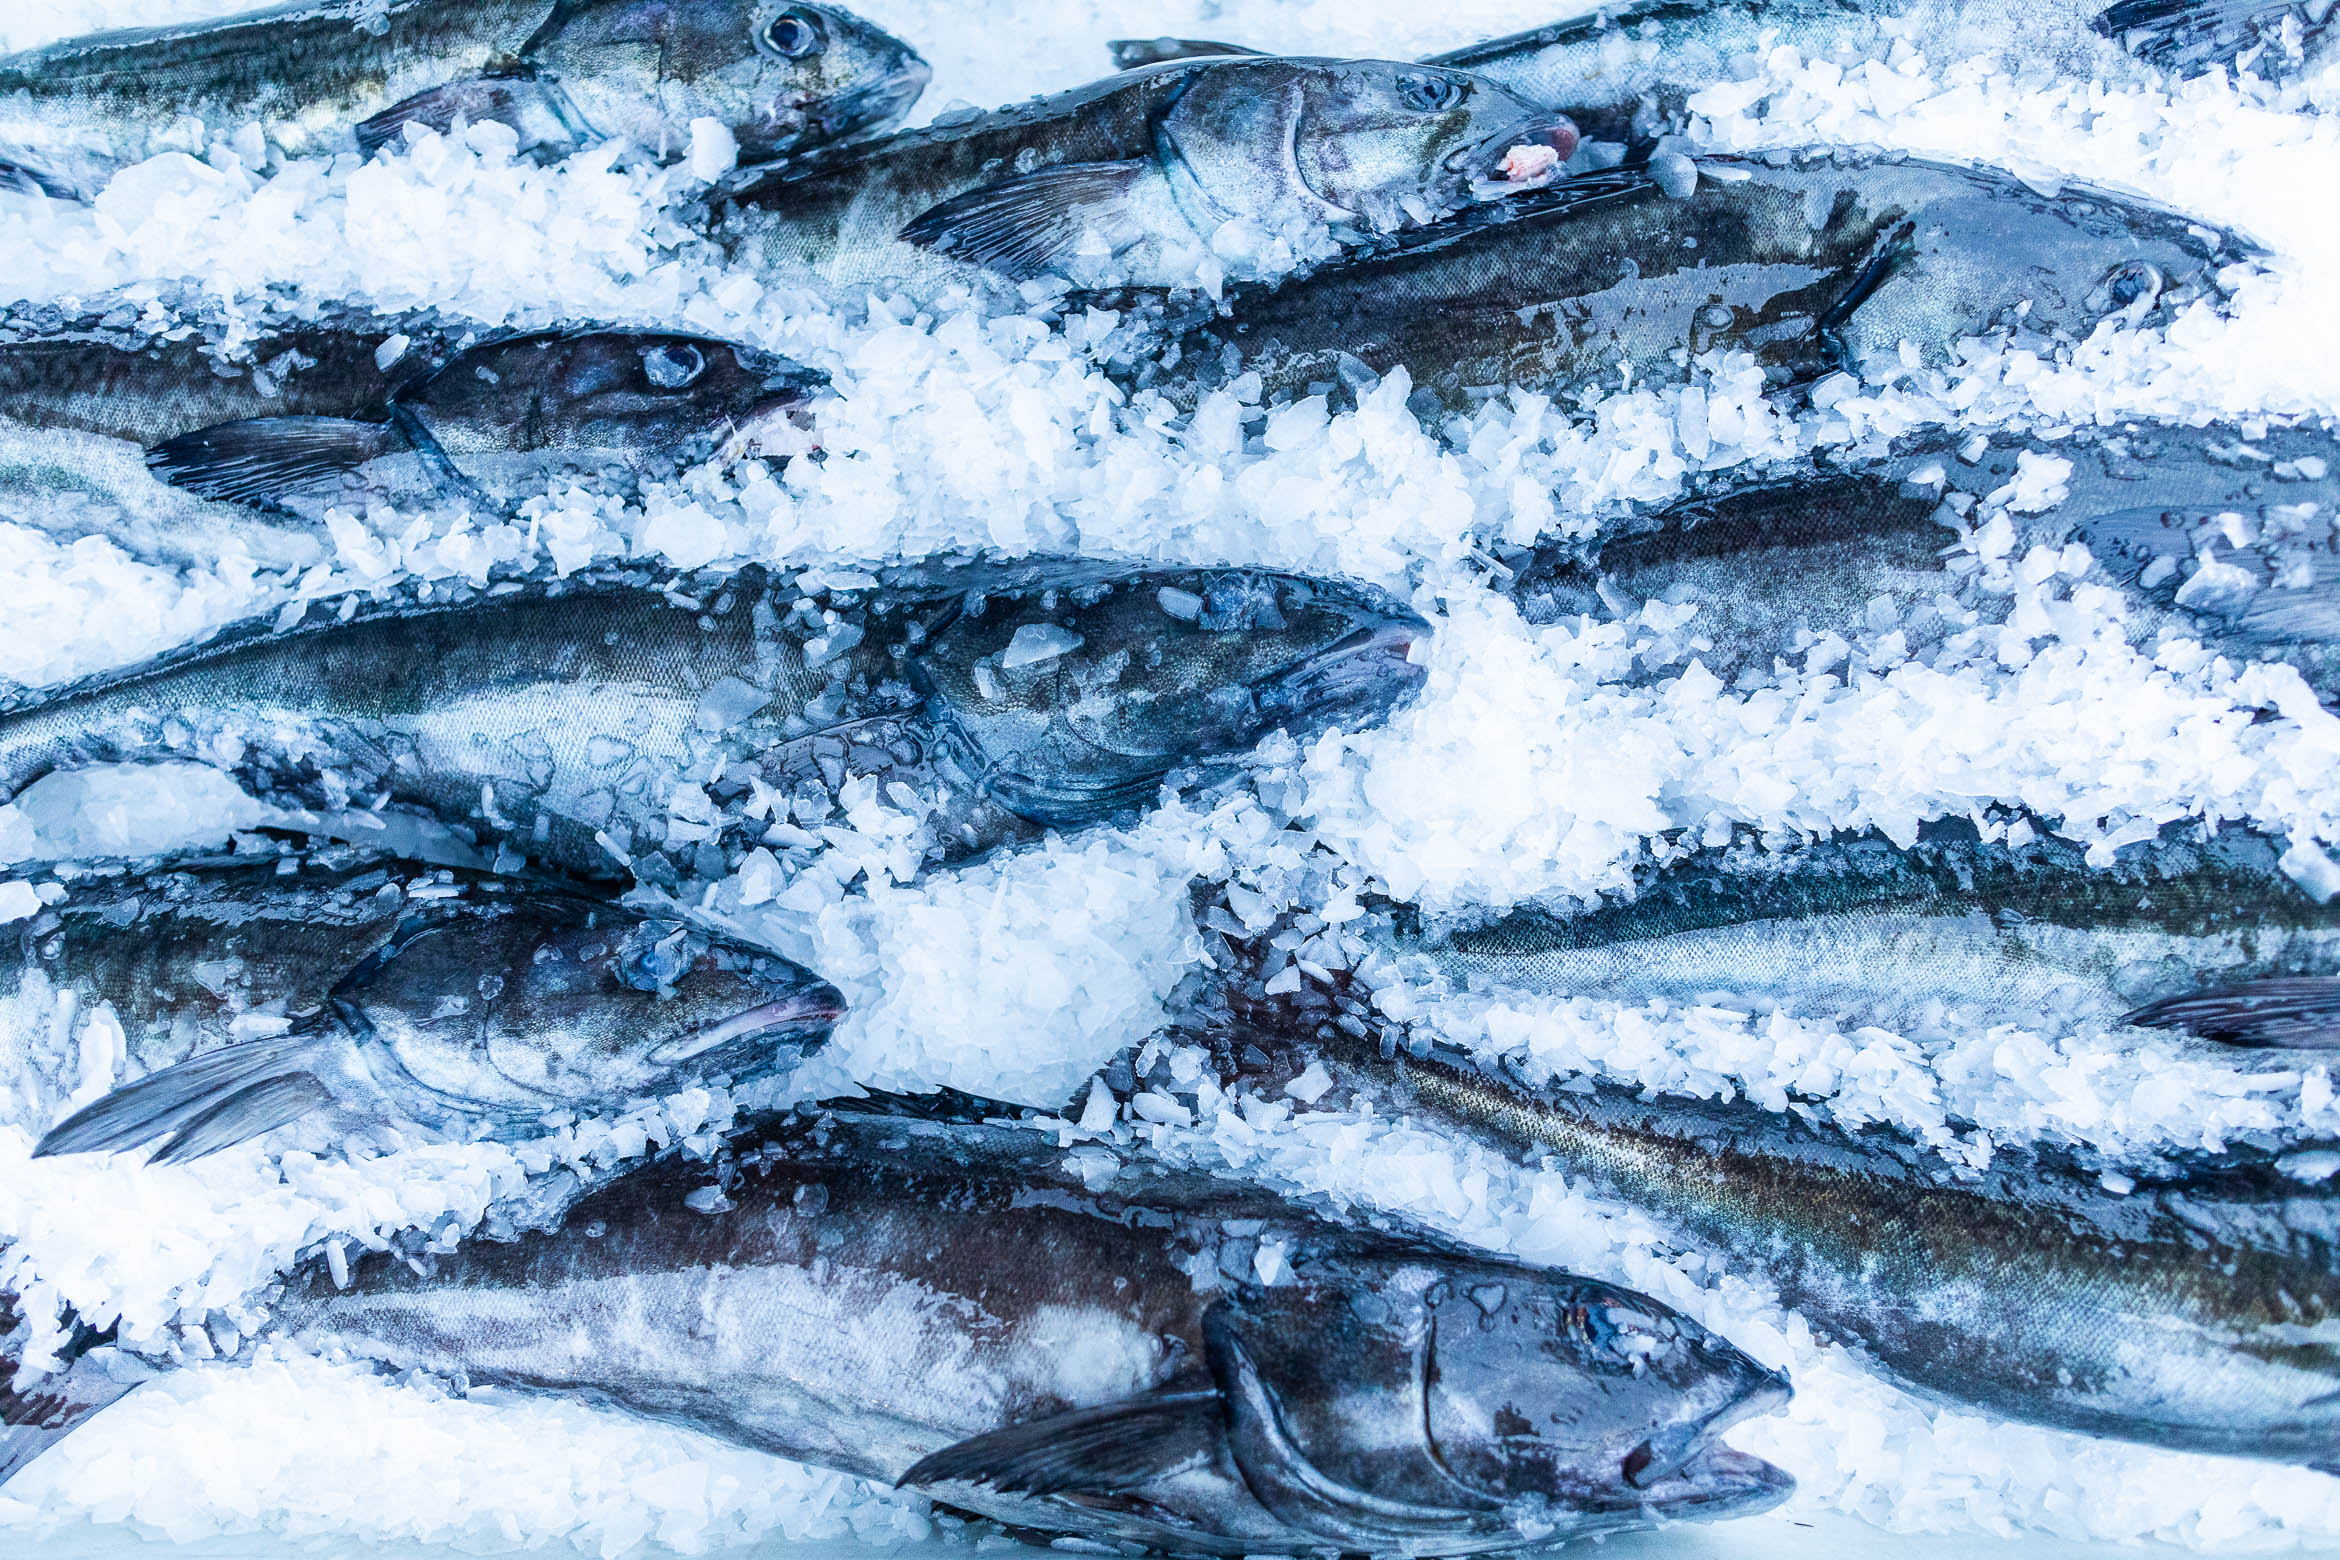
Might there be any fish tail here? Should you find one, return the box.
[35,1031,335,1163]
[2094,0,2324,72]
[0,1290,137,1488]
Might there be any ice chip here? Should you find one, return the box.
[1652,152,1699,199]
[0,879,40,923]
[2281,841,2340,903]
[1001,623,1084,669]
[1496,143,1560,185]
[693,676,772,733]
[688,117,740,182]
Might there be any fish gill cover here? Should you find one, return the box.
[7,0,2340,1553]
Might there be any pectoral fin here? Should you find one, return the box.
[147,416,400,506]
[898,1387,1222,1495]
[0,156,81,202]
[356,73,591,161]
[36,1031,336,1163]
[1202,1301,1505,1549]
[2124,977,2340,1048]
[1109,38,1264,70]
[898,160,1148,281]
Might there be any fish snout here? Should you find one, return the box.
[1624,1353,1791,1490]
[645,976,845,1066]
[805,60,932,146]
[1261,614,1429,719]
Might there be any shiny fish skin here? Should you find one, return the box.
[713,56,1574,295]
[0,1108,1795,1550]
[1504,419,2340,705]
[12,850,839,1159]
[1203,981,2340,1467]
[1136,151,2248,413]
[1374,823,2340,1046]
[0,561,1427,884]
[0,0,929,202]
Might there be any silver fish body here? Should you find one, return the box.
[11,850,839,1160]
[0,561,1427,884]
[0,1108,1795,1550]
[1116,0,2335,142]
[1203,982,2340,1467]
[1508,419,2340,703]
[1138,151,2248,412]
[712,56,1576,295]
[1374,824,2340,1047]
[0,0,929,202]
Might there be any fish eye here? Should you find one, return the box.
[642,343,707,389]
[1397,72,1464,114]
[2091,259,2164,315]
[763,8,826,59]
[615,925,695,992]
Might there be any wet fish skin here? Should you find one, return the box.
[1201,979,2340,1467]
[713,57,1575,294]
[1375,821,2340,1046]
[1136,152,2247,413]
[0,561,1426,883]
[1115,0,2335,138]
[16,851,840,1160]
[0,1107,1795,1549]
[0,0,929,202]
[1505,418,2340,703]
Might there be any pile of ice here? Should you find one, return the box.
[8,0,2340,1554]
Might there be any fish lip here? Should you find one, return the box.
[1635,1443,1796,1519]
[1257,614,1429,717]
[645,985,845,1066]
[1621,1368,1792,1491]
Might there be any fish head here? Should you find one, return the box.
[338,892,842,1111]
[909,568,1428,826]
[529,1,929,163]
[1161,60,1576,241]
[402,331,825,474]
[1202,1257,1790,1551]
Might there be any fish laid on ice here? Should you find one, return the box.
[8,849,838,1161]
[1132,151,2248,412]
[1113,0,2336,142]
[1198,976,2340,1468]
[0,561,1427,883]
[711,56,1579,294]
[0,1106,1794,1550]
[1508,419,2340,704]
[1371,821,2340,1047]
[0,0,930,202]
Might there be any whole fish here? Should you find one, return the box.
[0,1106,1795,1550]
[1197,977,2340,1468]
[1371,821,2340,1047]
[1112,0,2335,143]
[1506,418,2340,702]
[0,561,1428,884]
[3,849,839,1162]
[0,0,930,202]
[711,57,1579,294]
[1129,151,2247,412]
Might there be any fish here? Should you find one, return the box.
[0,1104,1795,1550]
[710,56,1579,295]
[0,560,1428,885]
[1127,150,2250,413]
[1192,973,2340,1469]
[1111,0,2336,144]
[2,848,840,1162]
[1505,417,2340,704]
[1369,820,2340,1048]
[0,0,930,202]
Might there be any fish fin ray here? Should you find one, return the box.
[36,1032,330,1160]
[0,1293,136,1489]
[146,416,397,506]
[898,160,1148,281]
[355,73,579,160]
[2124,977,2340,1047]
[898,1388,1221,1495]
[1109,38,1264,69]
[0,156,79,201]
[149,1073,336,1164]
[2094,0,2321,72]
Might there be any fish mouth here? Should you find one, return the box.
[1630,1443,1796,1520]
[730,378,828,460]
[1459,117,1582,197]
[1622,1368,1792,1492]
[794,61,932,151]
[1257,614,1430,722]
[646,984,845,1066]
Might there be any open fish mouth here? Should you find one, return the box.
[793,63,933,150]
[646,985,846,1066]
[1257,616,1428,719]
[1622,1369,1792,1493]
[1632,1442,1796,1519]
[1461,118,1582,196]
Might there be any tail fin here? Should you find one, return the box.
[2095,0,2322,73]
[0,1292,138,1487]
[1108,38,1263,70]
[36,1032,334,1163]
[2125,977,2340,1048]
[146,415,396,507]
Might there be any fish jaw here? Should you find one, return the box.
[1458,115,1581,199]
[1628,1442,1796,1523]
[646,980,845,1066]
[1254,611,1430,735]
